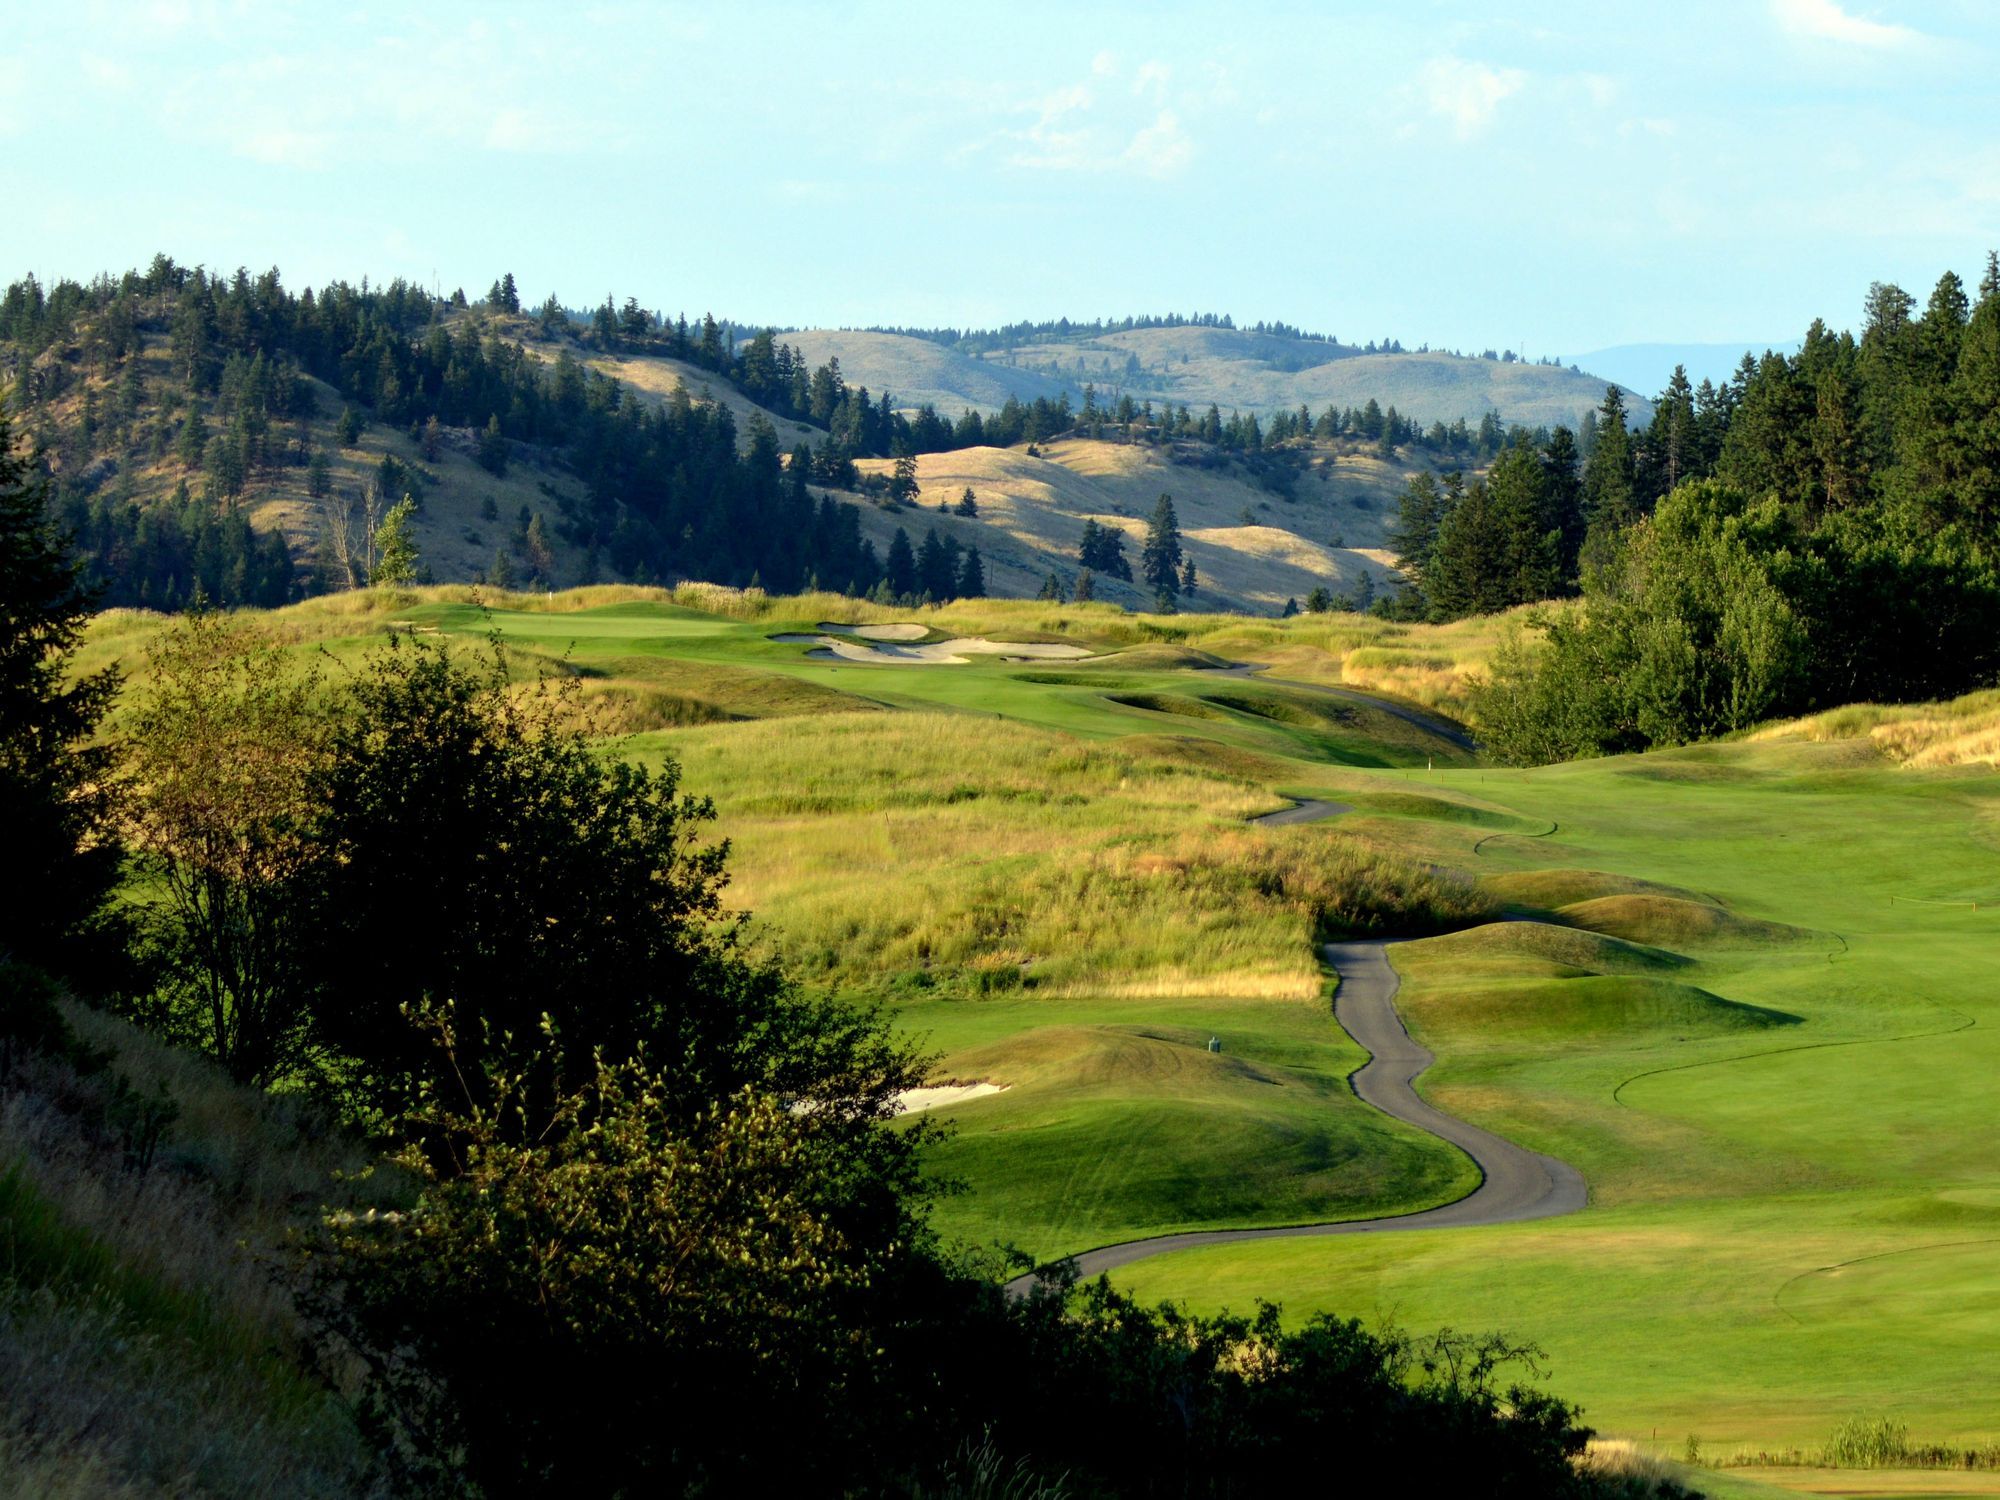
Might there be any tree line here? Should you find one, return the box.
[1450,256,2000,760]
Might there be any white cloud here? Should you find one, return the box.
[80,53,132,89]
[1124,109,1192,178]
[1770,0,1924,48]
[1418,56,1525,140]
[483,106,585,153]
[1005,83,1095,169]
[1091,50,1118,77]
[1133,59,1171,101]
[233,128,334,169]
[985,78,1194,179]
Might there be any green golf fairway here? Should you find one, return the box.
[82,589,2000,1470]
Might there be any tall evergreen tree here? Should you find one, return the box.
[1540,428,1587,578]
[1484,440,1564,604]
[1140,493,1183,596]
[1425,477,1512,620]
[958,547,986,598]
[884,528,916,598]
[373,497,421,586]
[1388,470,1456,599]
[0,403,122,983]
[1946,264,2000,529]
[1641,366,1696,503]
[1581,386,1636,564]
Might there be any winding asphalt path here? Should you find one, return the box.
[1004,940,1587,1294]
[1249,796,1354,826]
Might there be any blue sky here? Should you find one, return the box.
[6,1,1996,357]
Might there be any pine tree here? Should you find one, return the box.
[1581,386,1636,556]
[888,452,919,507]
[522,514,556,585]
[1073,568,1095,602]
[1305,585,1332,613]
[1179,555,1198,593]
[373,496,421,586]
[1141,493,1183,596]
[1946,265,2000,528]
[958,548,986,598]
[175,409,207,469]
[337,406,363,447]
[1077,518,1101,571]
[478,415,508,476]
[955,487,978,517]
[1425,478,1512,619]
[1645,366,1696,501]
[1540,429,1586,579]
[1484,440,1563,603]
[885,528,916,598]
[917,528,955,600]
[1388,470,1454,595]
[307,447,333,500]
[0,402,122,980]
[1037,572,1065,602]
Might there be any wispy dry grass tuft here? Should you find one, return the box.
[1752,687,2000,768]
[0,1007,382,1497]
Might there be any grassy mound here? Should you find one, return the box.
[1398,920,1690,977]
[1555,894,1813,949]
[942,1023,1290,1093]
[1481,867,1713,911]
[1400,975,1798,1051]
[912,1016,1479,1260]
[1346,791,1521,828]
[1113,735,1307,785]
[1106,692,1235,723]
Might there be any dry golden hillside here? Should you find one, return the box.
[584,351,824,452]
[841,437,1428,613]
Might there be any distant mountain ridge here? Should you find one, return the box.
[780,324,1648,431]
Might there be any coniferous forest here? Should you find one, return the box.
[1388,256,2000,761]
[2,255,1554,615]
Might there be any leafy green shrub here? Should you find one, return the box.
[314,1032,924,1496]
[1478,481,2000,765]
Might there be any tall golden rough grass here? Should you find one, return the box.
[1751,687,2000,768]
[649,710,1480,1003]
[0,1005,380,1496]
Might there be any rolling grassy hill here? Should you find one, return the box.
[841,435,1421,612]
[31,309,1462,613]
[779,323,1652,428]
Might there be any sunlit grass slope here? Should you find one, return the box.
[1112,737,2000,1464]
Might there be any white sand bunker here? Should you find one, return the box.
[816,620,929,642]
[772,626,1092,665]
[894,1081,1009,1115]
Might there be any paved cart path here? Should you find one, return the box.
[1005,939,1586,1293]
